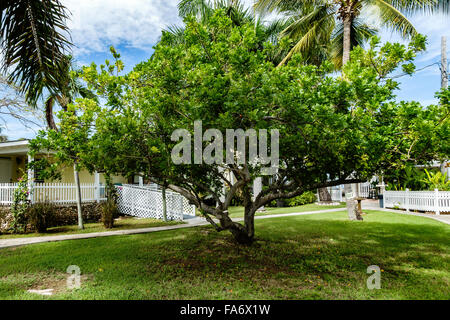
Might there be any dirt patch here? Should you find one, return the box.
[1,272,93,295]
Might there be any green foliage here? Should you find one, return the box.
[286,191,317,207]
[422,169,450,191]
[29,10,449,241]
[10,176,30,233]
[385,165,428,191]
[101,199,118,229]
[26,202,56,233]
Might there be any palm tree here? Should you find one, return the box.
[40,55,96,130]
[0,0,72,105]
[255,0,448,67]
[38,55,96,229]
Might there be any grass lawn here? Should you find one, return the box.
[0,217,183,240]
[0,210,448,300]
[228,203,346,218]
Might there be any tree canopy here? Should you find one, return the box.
[31,11,449,244]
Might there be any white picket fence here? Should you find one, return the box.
[358,182,373,198]
[0,182,106,205]
[330,188,344,202]
[0,183,17,205]
[326,182,375,202]
[384,189,450,215]
[0,182,195,221]
[116,184,195,221]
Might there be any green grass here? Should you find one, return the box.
[0,217,182,239]
[228,203,346,218]
[0,210,448,300]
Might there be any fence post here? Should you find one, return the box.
[405,188,410,212]
[94,172,100,203]
[339,185,343,202]
[435,189,440,215]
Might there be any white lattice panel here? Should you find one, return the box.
[116,185,195,221]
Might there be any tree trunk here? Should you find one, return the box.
[220,206,255,245]
[73,163,84,229]
[162,185,168,222]
[318,187,332,202]
[45,97,58,130]
[344,183,362,221]
[229,220,254,245]
[342,13,352,66]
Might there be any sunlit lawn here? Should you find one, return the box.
[228,203,346,218]
[0,210,448,300]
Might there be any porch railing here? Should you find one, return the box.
[0,182,106,205]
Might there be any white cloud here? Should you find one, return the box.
[64,0,182,56]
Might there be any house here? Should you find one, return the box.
[0,139,128,184]
[0,140,133,205]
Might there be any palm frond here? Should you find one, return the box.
[0,0,72,106]
[277,4,334,66]
[178,0,214,21]
[373,0,439,15]
[254,0,320,15]
[278,17,332,66]
[372,0,418,37]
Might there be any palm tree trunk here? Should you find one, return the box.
[342,13,352,65]
[45,97,57,130]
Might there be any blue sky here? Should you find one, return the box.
[2,0,449,140]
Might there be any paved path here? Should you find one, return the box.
[1,205,448,250]
[0,208,344,249]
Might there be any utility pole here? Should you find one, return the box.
[441,36,449,179]
[442,36,448,89]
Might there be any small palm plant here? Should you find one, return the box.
[422,169,450,191]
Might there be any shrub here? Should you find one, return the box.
[0,203,103,234]
[27,202,56,233]
[52,203,102,226]
[0,208,13,234]
[101,199,118,228]
[286,191,317,207]
[10,177,30,233]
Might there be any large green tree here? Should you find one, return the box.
[34,11,449,244]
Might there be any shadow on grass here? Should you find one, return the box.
[0,211,448,299]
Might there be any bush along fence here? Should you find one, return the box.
[384,189,450,215]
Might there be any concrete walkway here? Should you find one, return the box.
[0,208,344,250]
[0,205,448,250]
